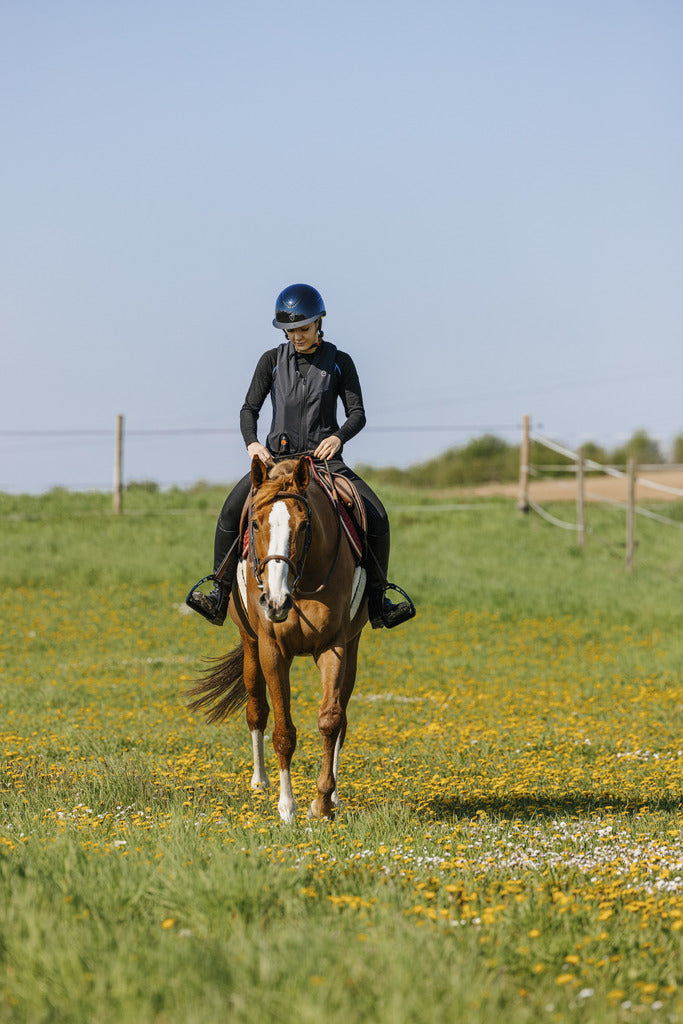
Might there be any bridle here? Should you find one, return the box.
[247,482,342,596]
[248,489,312,593]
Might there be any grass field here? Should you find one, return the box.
[2,484,683,1022]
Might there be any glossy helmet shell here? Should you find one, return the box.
[273,283,326,330]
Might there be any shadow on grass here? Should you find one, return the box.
[425,791,683,820]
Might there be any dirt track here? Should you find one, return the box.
[465,469,683,504]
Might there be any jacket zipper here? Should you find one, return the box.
[299,374,307,450]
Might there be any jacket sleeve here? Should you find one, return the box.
[335,351,367,445]
[239,349,277,447]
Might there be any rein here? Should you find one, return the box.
[248,475,343,596]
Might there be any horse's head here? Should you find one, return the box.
[249,456,312,622]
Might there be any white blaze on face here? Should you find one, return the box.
[267,500,291,603]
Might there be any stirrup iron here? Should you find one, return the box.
[186,574,224,623]
[380,583,416,629]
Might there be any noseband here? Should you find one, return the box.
[248,490,313,593]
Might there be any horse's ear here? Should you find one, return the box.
[251,456,268,488]
[293,456,310,490]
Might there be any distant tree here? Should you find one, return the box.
[126,480,160,493]
[581,441,608,468]
[460,434,509,461]
[356,435,518,488]
[610,429,663,466]
[528,439,574,475]
[673,434,683,464]
[455,435,516,484]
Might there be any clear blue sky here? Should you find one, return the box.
[2,0,682,492]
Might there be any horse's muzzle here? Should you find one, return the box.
[259,590,293,623]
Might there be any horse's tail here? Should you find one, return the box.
[185,643,247,723]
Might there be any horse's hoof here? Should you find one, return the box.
[278,802,297,824]
[251,776,270,791]
[308,799,335,821]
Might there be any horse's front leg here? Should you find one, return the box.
[310,640,347,820]
[259,639,297,823]
[243,637,270,792]
[331,633,360,810]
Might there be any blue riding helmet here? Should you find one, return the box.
[273,283,326,330]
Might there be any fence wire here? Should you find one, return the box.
[527,433,683,546]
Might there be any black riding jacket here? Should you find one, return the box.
[217,340,387,555]
[239,341,366,456]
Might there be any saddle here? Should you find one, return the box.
[306,460,367,561]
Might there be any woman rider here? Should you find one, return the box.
[187,283,415,630]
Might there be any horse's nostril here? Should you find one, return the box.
[259,592,269,608]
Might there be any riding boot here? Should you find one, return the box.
[366,531,416,630]
[187,526,240,626]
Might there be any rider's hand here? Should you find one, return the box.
[314,436,342,461]
[247,442,274,467]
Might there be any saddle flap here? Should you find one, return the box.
[331,475,367,541]
[239,493,251,558]
[306,460,366,560]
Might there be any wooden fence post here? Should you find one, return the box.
[626,457,636,570]
[518,414,530,512]
[113,414,124,515]
[576,446,586,547]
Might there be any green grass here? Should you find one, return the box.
[2,486,683,1022]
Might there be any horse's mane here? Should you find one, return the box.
[268,459,299,480]
[251,459,307,510]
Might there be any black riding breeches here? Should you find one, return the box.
[214,471,252,570]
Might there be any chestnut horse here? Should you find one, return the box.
[187,455,367,822]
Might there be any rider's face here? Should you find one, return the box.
[285,321,319,353]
